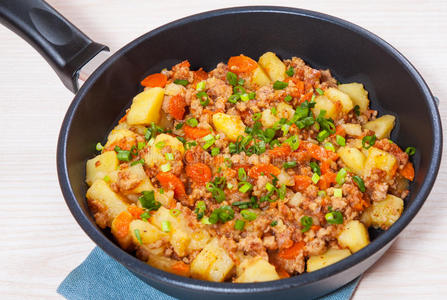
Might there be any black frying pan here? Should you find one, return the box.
[0,1,442,299]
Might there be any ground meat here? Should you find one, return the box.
[272,251,305,274]
[365,169,389,202]
[238,235,268,259]
[319,69,337,88]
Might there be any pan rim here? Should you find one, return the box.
[57,5,443,294]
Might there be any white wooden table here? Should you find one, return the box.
[0,1,446,299]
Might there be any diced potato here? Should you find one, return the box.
[341,123,362,137]
[325,87,354,114]
[130,219,167,245]
[307,248,351,272]
[212,112,246,141]
[312,95,338,119]
[190,238,235,282]
[337,220,370,253]
[104,128,137,149]
[116,164,154,195]
[111,211,133,250]
[86,180,128,223]
[364,147,397,178]
[361,194,404,230]
[337,147,366,175]
[147,255,190,277]
[261,109,277,128]
[187,229,211,252]
[258,52,286,81]
[278,169,295,186]
[154,189,175,208]
[144,133,185,168]
[127,87,165,125]
[235,257,279,283]
[277,102,295,120]
[338,83,369,112]
[251,66,271,87]
[86,151,119,186]
[363,115,396,139]
[165,82,185,96]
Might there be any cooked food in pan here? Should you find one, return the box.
[85,52,415,282]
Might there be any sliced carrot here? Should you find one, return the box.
[168,95,186,120]
[400,162,415,181]
[248,164,281,179]
[269,144,292,158]
[183,125,211,139]
[118,110,129,124]
[228,55,257,74]
[193,68,208,85]
[127,205,144,220]
[299,141,338,162]
[317,171,336,190]
[278,241,306,259]
[293,175,312,192]
[185,163,212,186]
[171,261,190,277]
[277,268,290,279]
[113,211,133,239]
[334,125,346,137]
[311,225,321,231]
[140,73,167,88]
[156,172,186,199]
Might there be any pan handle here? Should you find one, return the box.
[0,0,108,93]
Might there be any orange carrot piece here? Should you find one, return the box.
[228,55,257,74]
[185,163,212,186]
[278,241,306,259]
[141,73,167,88]
[118,110,129,124]
[317,171,336,190]
[168,95,186,120]
[183,125,211,139]
[269,144,292,158]
[171,261,190,277]
[400,162,415,181]
[293,175,312,192]
[193,68,208,85]
[113,211,133,239]
[277,269,290,279]
[156,172,186,199]
[127,205,144,220]
[248,164,281,179]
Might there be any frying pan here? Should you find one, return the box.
[0,1,442,299]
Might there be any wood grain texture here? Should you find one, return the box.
[0,0,445,299]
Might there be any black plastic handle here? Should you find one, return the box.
[0,0,108,93]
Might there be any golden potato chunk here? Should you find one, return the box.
[338,82,369,112]
[258,52,286,81]
[235,257,279,283]
[129,219,167,245]
[307,248,351,272]
[104,128,137,150]
[324,87,354,114]
[337,220,370,253]
[86,151,118,186]
[364,147,397,178]
[251,66,271,87]
[212,112,246,141]
[144,133,185,168]
[312,95,338,119]
[341,123,362,137]
[190,238,234,282]
[127,87,165,125]
[363,115,396,139]
[337,146,366,175]
[361,194,404,230]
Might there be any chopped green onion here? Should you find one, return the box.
[278,184,286,200]
[228,94,240,103]
[240,93,250,102]
[224,158,233,168]
[202,134,215,149]
[248,92,256,99]
[333,188,343,198]
[273,80,288,90]
[234,219,245,230]
[160,163,171,172]
[226,72,238,86]
[138,141,146,150]
[362,135,377,149]
[159,188,164,194]
[197,91,210,106]
[209,205,234,224]
[155,141,165,149]
[283,161,297,169]
[140,212,151,222]
[238,168,247,181]
[325,211,343,224]
[165,153,174,161]
[271,107,277,115]
[174,79,189,86]
[170,208,181,217]
[161,220,171,232]
[318,190,326,197]
[227,183,233,189]
[134,229,143,244]
[324,142,335,152]
[148,138,155,146]
[315,88,324,95]
[317,130,330,142]
[196,80,206,91]
[96,142,104,151]
[312,173,320,184]
[336,135,346,146]
[336,168,347,185]
[300,216,313,232]
[265,182,275,192]
[252,113,262,121]
[116,150,131,162]
[139,190,161,211]
[353,105,360,116]
[186,118,198,127]
[238,182,252,193]
[185,141,197,149]
[130,159,145,166]
[270,220,278,227]
[240,209,257,221]
[285,135,300,151]
[201,216,211,224]
[311,94,316,102]
[211,147,220,156]
[286,66,295,77]
[405,146,416,156]
[284,95,292,102]
[310,161,321,176]
[353,176,366,192]
[103,175,111,183]
[175,123,184,130]
[194,200,206,220]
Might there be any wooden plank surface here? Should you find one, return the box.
[0,0,445,299]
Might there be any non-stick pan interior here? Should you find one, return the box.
[58,7,441,298]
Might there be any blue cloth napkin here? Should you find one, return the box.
[58,247,361,300]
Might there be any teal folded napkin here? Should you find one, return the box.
[58,247,361,300]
